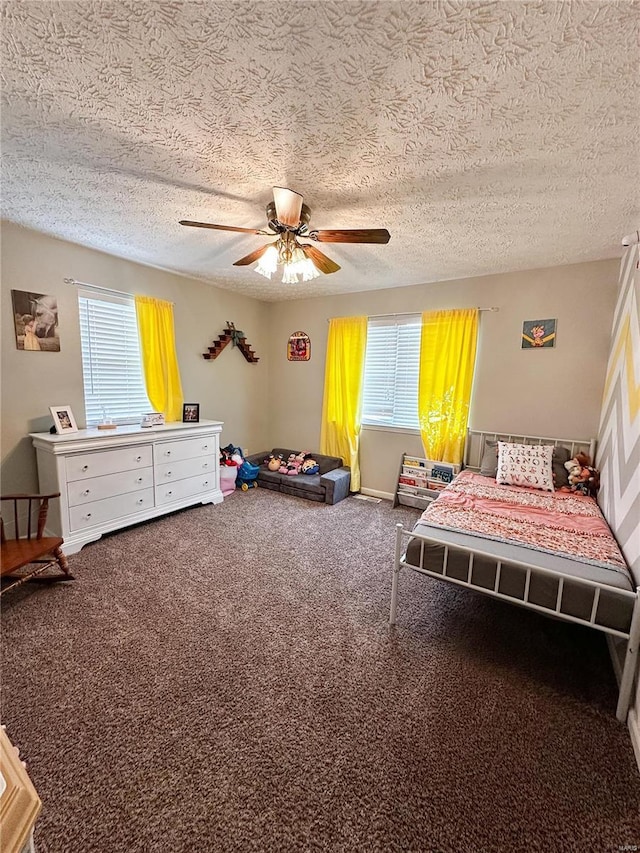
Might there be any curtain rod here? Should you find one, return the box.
[328,307,498,321]
[64,278,174,305]
[368,308,498,318]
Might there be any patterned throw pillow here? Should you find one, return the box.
[496,442,555,492]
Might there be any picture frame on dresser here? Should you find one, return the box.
[49,405,78,434]
[182,403,200,423]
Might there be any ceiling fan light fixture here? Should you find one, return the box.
[281,255,320,284]
[254,244,279,279]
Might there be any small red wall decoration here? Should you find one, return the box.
[287,331,311,361]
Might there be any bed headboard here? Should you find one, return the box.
[464,430,597,472]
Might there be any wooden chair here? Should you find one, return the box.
[1,493,74,596]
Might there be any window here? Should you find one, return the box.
[78,291,152,426]
[362,315,421,430]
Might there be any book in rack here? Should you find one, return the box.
[393,453,461,509]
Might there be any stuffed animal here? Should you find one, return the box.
[280,453,296,474]
[266,454,282,472]
[564,452,600,497]
[301,455,319,475]
[285,451,306,475]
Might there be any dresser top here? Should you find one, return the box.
[31,419,223,450]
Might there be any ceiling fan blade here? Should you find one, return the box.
[272,187,303,227]
[308,228,391,244]
[301,244,341,275]
[179,220,266,235]
[232,244,273,266]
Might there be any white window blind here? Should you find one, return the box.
[362,315,421,430]
[78,291,152,426]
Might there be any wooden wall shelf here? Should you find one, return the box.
[203,323,259,363]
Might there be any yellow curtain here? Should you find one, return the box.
[135,296,184,422]
[320,316,368,492]
[418,308,478,465]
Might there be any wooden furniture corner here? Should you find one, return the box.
[1,493,74,596]
[0,726,41,853]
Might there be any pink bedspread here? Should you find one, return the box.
[419,470,628,574]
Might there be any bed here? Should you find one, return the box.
[390,430,640,722]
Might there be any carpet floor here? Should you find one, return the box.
[2,490,639,852]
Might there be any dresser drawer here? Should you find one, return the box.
[153,435,216,466]
[155,455,216,485]
[66,445,152,482]
[67,467,154,507]
[69,488,155,531]
[155,472,216,506]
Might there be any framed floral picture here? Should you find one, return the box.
[522,318,556,348]
[49,405,78,434]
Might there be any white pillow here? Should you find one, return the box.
[496,442,554,492]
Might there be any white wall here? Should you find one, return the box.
[1,221,270,493]
[265,258,620,495]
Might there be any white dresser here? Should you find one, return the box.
[31,420,224,554]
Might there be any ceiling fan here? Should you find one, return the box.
[179,187,391,283]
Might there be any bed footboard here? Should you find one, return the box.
[390,523,640,723]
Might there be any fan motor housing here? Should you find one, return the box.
[266,202,311,233]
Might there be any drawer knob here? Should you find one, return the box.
[136,477,143,484]
[135,455,142,462]
[83,489,90,497]
[82,465,89,472]
[85,512,92,520]
[203,480,209,486]
[166,471,172,477]
[137,499,144,505]
[167,490,173,496]
[165,451,171,456]
[203,444,208,450]
[203,462,209,468]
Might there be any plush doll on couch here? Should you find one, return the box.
[563,452,600,497]
[301,454,319,475]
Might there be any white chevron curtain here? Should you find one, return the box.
[597,231,640,579]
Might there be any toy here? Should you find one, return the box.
[280,453,296,474]
[236,459,259,490]
[564,452,600,497]
[266,454,282,471]
[301,455,319,475]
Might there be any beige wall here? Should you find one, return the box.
[1,222,270,493]
[265,258,620,496]
[1,222,620,499]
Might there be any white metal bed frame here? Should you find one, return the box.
[389,430,640,722]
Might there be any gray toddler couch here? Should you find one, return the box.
[245,448,351,504]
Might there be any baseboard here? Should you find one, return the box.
[628,705,640,774]
[360,487,394,502]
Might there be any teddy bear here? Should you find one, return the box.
[564,452,600,497]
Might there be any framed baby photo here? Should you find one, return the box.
[182,403,200,423]
[50,405,78,434]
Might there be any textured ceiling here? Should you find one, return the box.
[1,1,639,302]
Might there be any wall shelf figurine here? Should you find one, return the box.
[287,331,311,361]
[203,322,259,363]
